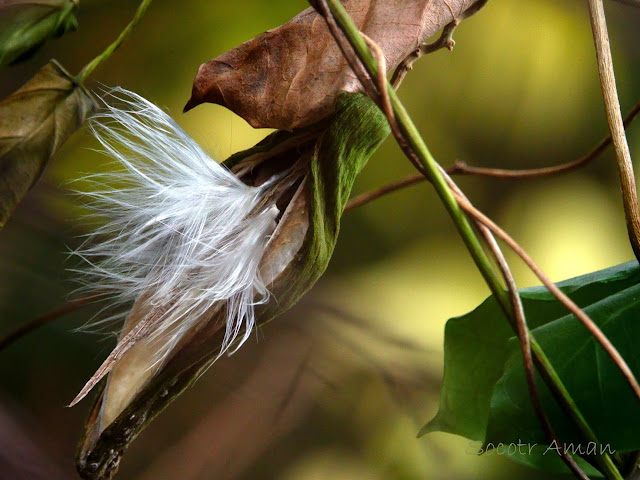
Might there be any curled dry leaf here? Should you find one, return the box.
[0,59,97,227]
[0,0,79,68]
[184,0,484,130]
[75,93,390,480]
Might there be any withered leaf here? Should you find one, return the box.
[185,0,483,130]
[0,59,97,227]
[0,0,79,68]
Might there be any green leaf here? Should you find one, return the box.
[467,441,603,477]
[420,262,640,476]
[501,444,603,478]
[0,0,78,68]
[421,261,640,441]
[486,280,640,453]
[0,59,97,228]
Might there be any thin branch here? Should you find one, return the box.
[362,34,393,127]
[318,0,505,300]
[439,166,621,478]
[486,239,588,479]
[451,183,629,480]
[390,0,490,88]
[0,296,95,352]
[449,98,640,178]
[610,0,640,6]
[391,18,458,88]
[344,98,640,212]
[587,0,640,262]
[345,175,423,212]
[342,107,632,480]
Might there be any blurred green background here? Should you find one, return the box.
[1,0,639,479]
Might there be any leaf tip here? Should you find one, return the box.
[417,419,439,438]
[183,95,197,113]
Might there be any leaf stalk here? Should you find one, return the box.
[76,0,153,83]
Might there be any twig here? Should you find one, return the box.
[76,0,153,83]
[344,159,634,478]
[0,296,95,352]
[486,239,588,479]
[361,34,393,128]
[439,171,621,479]
[344,98,640,212]
[450,182,626,479]
[587,0,640,262]
[449,98,640,178]
[346,157,640,400]
[391,19,458,88]
[390,0,491,88]
[610,0,640,6]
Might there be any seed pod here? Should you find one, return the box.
[0,59,97,227]
[75,92,390,480]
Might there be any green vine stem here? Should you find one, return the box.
[76,0,153,84]
[318,0,623,478]
[439,173,589,479]
[317,0,504,300]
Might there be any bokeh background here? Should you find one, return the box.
[1,0,639,479]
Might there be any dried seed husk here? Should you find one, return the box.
[0,59,97,227]
[75,93,390,480]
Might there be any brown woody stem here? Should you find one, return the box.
[587,0,640,263]
[344,98,640,212]
[0,296,96,352]
[391,18,458,88]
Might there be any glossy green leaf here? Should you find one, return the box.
[421,262,640,474]
[495,444,602,478]
[0,59,97,228]
[486,280,640,452]
[0,0,78,68]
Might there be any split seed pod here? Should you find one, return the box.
[75,91,390,479]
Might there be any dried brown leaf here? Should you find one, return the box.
[0,60,97,227]
[184,0,482,130]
